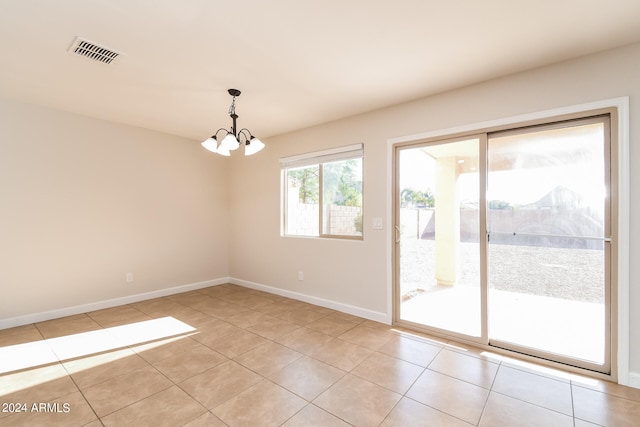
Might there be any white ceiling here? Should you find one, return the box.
[1,1,639,141]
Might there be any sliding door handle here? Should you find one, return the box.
[395,225,401,244]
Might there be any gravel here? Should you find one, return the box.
[400,238,605,303]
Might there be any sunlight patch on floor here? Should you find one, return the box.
[0,317,196,376]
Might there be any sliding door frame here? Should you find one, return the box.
[390,98,629,383]
[392,134,489,345]
[485,114,613,374]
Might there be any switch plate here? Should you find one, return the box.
[125,272,134,283]
[372,217,383,230]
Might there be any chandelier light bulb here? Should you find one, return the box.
[220,133,240,151]
[201,136,218,153]
[245,137,265,156]
[216,146,231,156]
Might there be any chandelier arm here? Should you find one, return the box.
[211,128,230,138]
[237,128,253,144]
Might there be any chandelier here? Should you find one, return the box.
[201,89,265,156]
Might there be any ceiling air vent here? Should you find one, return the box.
[68,37,120,64]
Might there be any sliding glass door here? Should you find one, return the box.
[396,137,483,339]
[395,114,612,373]
[487,118,610,370]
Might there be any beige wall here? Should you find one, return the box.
[0,99,230,319]
[0,42,637,378]
[228,43,640,374]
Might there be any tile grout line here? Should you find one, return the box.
[53,310,196,424]
[400,394,476,426]
[488,387,577,419]
[100,349,209,425]
[476,361,503,426]
[570,378,576,427]
[54,321,112,427]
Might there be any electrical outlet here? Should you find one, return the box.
[125,272,134,283]
[298,271,304,281]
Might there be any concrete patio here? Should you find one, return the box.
[401,285,605,364]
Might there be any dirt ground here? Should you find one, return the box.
[400,239,605,304]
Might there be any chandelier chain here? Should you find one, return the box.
[228,96,237,116]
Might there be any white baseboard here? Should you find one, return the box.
[629,372,640,389]
[0,277,230,330]
[230,277,390,324]
[1,276,389,331]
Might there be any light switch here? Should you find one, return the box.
[372,217,383,230]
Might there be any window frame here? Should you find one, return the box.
[281,144,364,240]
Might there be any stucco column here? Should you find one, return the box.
[435,156,459,286]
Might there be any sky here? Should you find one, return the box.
[398,122,605,211]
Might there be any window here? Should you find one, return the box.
[281,144,363,239]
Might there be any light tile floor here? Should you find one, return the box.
[1,284,639,426]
